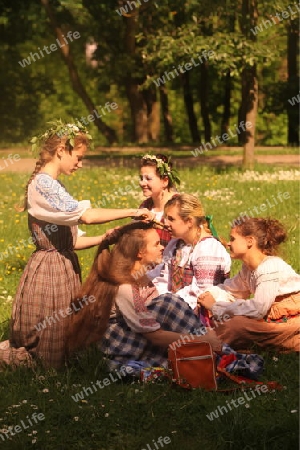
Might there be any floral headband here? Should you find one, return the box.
[141,154,181,185]
[30,119,93,156]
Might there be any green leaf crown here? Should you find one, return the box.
[142,154,181,185]
[30,119,93,156]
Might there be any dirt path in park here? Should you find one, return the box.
[0,153,298,173]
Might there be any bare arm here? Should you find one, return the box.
[143,328,223,351]
[79,208,154,225]
[74,235,105,250]
[74,226,122,250]
[142,329,185,348]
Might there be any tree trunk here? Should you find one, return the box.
[181,72,200,143]
[199,62,211,142]
[40,0,117,144]
[287,18,299,146]
[239,0,259,169]
[143,89,160,141]
[123,12,148,143]
[221,70,231,137]
[221,13,235,138]
[241,66,258,169]
[159,86,174,143]
[125,82,148,143]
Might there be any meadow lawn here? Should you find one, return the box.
[0,163,299,450]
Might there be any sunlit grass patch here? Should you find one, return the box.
[0,165,299,450]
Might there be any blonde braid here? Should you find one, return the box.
[15,128,91,213]
[15,146,55,212]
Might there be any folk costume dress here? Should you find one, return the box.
[100,281,201,368]
[208,257,300,352]
[9,173,91,369]
[149,237,231,311]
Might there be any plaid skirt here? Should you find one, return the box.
[100,293,202,368]
[9,218,81,369]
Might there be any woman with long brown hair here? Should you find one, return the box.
[67,221,221,370]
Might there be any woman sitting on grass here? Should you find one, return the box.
[198,217,300,352]
[67,221,221,370]
[148,193,231,324]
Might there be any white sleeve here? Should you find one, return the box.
[210,264,252,299]
[115,285,161,333]
[28,174,91,226]
[212,262,281,319]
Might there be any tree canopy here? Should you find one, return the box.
[0,0,298,166]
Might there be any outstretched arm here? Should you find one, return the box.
[79,207,154,225]
[143,328,222,351]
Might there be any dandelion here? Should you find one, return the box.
[42,388,49,393]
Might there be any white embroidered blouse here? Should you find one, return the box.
[148,237,231,309]
[27,173,91,226]
[209,257,300,319]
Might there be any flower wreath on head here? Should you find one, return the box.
[30,119,93,157]
[141,154,181,185]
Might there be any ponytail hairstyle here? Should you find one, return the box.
[16,120,92,212]
[232,217,287,256]
[66,221,156,354]
[164,193,220,239]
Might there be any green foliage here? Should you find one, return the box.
[30,119,93,156]
[0,0,298,145]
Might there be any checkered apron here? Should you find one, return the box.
[10,214,81,369]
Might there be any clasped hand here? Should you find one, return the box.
[197,292,216,311]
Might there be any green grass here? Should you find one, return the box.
[0,165,299,449]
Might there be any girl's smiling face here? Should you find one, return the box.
[139,166,168,199]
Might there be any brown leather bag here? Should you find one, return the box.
[168,339,218,390]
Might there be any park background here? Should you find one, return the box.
[0,1,299,450]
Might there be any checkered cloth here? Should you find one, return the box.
[100,293,202,368]
[217,344,264,380]
[10,214,81,369]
